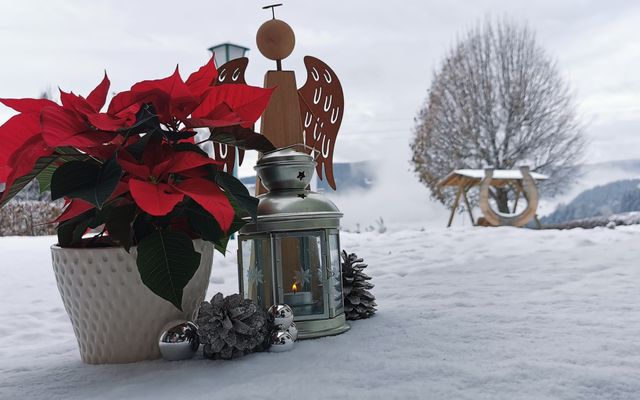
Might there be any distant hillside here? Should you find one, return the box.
[315,161,376,192]
[542,179,640,224]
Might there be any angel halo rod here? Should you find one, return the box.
[262,3,283,19]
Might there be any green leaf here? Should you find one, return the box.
[121,103,161,136]
[208,126,275,152]
[184,201,227,246]
[36,148,90,194]
[215,171,258,220]
[55,147,86,156]
[228,214,248,235]
[173,142,210,158]
[126,131,159,160]
[92,158,123,207]
[50,158,122,208]
[215,215,247,254]
[184,199,247,255]
[132,212,156,241]
[51,161,98,199]
[163,129,197,142]
[57,211,95,247]
[36,163,58,193]
[104,203,137,252]
[121,104,163,159]
[57,219,78,247]
[136,230,202,311]
[0,152,86,207]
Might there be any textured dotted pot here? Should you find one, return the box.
[50,240,213,364]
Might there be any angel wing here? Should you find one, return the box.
[298,56,344,190]
[210,57,249,173]
[216,57,248,85]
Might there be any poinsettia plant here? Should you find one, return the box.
[0,56,275,310]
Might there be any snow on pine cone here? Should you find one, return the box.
[341,250,377,320]
[196,293,273,360]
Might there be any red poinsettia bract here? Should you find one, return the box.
[0,76,122,200]
[108,57,273,130]
[0,55,272,205]
[117,141,234,231]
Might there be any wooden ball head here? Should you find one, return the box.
[256,19,295,61]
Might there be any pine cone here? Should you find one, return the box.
[341,250,377,320]
[196,293,273,360]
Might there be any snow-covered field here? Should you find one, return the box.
[1,226,640,400]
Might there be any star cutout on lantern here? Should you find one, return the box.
[297,171,306,181]
[297,193,307,199]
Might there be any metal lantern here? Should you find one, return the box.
[237,147,350,339]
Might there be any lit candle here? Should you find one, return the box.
[284,282,313,313]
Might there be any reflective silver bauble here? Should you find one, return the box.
[268,304,294,330]
[287,322,298,341]
[158,321,200,361]
[268,330,295,352]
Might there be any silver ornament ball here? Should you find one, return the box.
[268,304,294,330]
[159,321,200,361]
[287,322,298,341]
[268,330,295,352]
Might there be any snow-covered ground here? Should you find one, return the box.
[1,225,640,399]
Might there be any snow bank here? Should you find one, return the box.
[1,226,640,399]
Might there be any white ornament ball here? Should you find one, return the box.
[287,322,298,341]
[268,304,294,330]
[269,330,295,352]
[158,321,200,361]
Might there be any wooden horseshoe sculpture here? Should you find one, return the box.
[479,166,539,227]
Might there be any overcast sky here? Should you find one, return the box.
[1,0,638,177]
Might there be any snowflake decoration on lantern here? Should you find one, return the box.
[247,267,264,286]
[293,267,312,286]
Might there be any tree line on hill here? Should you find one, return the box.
[542,179,640,225]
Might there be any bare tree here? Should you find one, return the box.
[411,18,586,213]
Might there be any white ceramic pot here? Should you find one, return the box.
[51,240,213,364]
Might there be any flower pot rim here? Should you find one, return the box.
[51,243,129,251]
[51,237,208,251]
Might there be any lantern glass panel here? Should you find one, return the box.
[328,233,343,314]
[280,233,326,318]
[241,237,273,308]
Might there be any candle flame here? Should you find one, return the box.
[292,282,298,293]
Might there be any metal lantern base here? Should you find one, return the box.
[296,314,350,340]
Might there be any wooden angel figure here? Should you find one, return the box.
[213,4,344,194]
